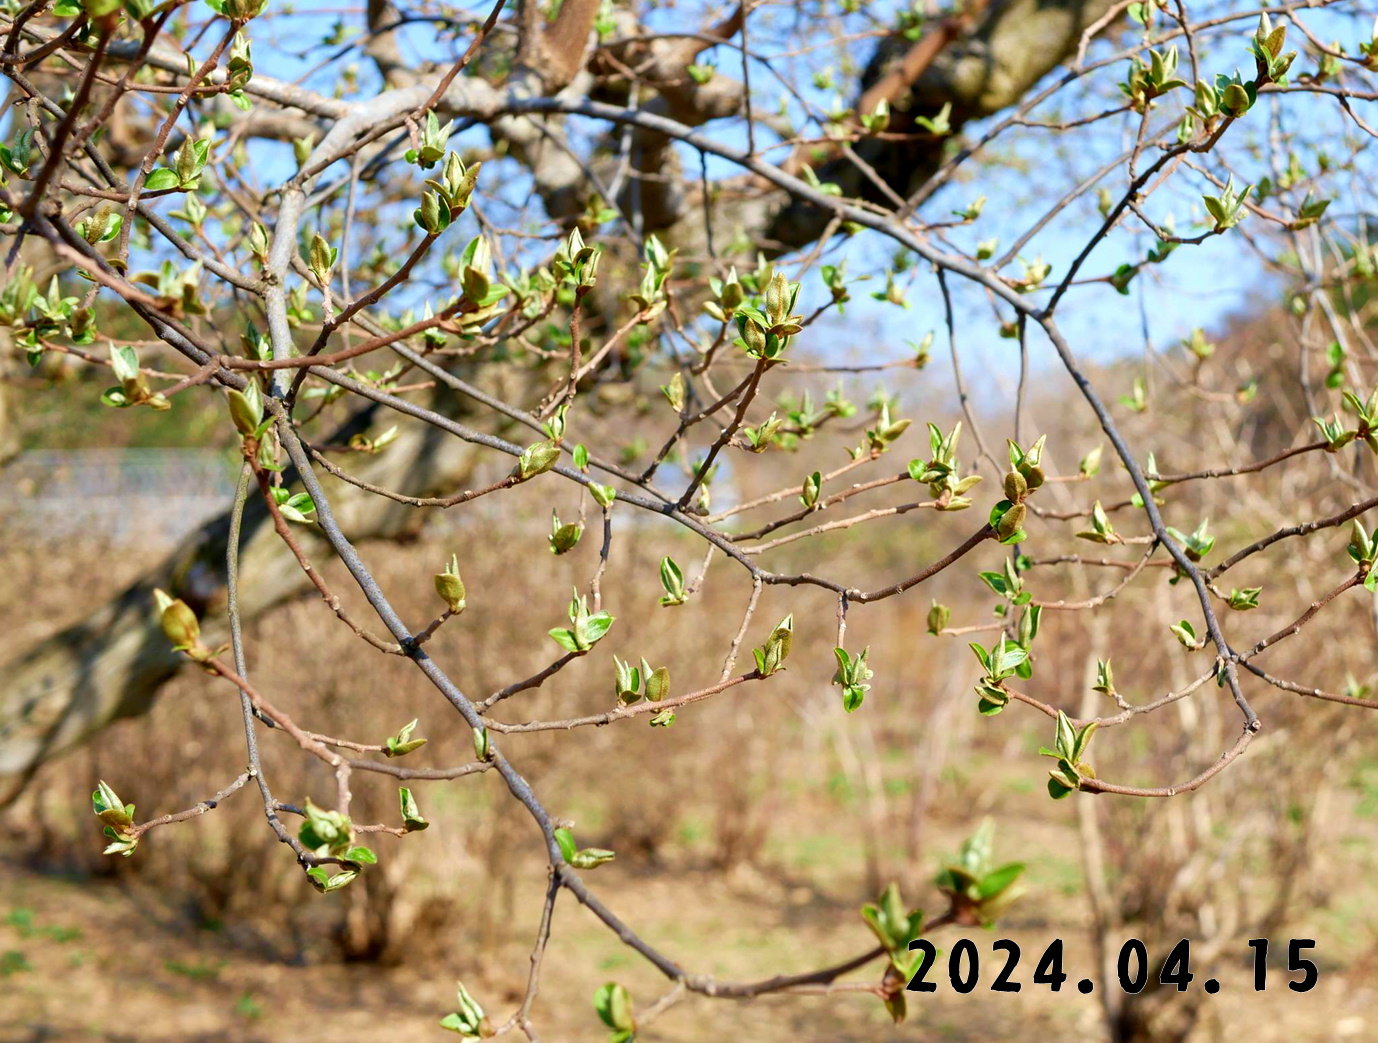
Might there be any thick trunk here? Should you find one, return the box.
[700,0,1120,252]
[0,384,497,805]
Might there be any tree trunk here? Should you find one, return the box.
[0,382,501,805]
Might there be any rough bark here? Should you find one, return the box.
[758,0,1119,251]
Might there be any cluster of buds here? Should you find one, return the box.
[225,33,253,107]
[702,267,745,322]
[1249,12,1297,84]
[92,781,138,858]
[832,646,873,713]
[734,271,804,363]
[299,799,376,892]
[612,656,670,705]
[1118,45,1187,112]
[440,982,492,1039]
[415,151,481,235]
[628,235,673,318]
[554,227,600,290]
[103,343,170,411]
[860,882,925,1024]
[908,422,981,510]
[549,591,614,654]
[968,636,1028,715]
[934,819,1026,926]
[1040,711,1098,799]
[753,615,794,676]
[990,435,1044,543]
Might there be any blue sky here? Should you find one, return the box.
[13,0,1375,389]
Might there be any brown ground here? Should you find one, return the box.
[4,392,1377,1043]
[4,807,1375,1043]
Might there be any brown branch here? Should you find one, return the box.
[1078,728,1256,798]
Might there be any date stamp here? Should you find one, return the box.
[906,938,1319,995]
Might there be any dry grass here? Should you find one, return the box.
[3,318,1378,1041]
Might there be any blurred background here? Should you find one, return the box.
[3,0,1378,1038]
[3,289,1378,1043]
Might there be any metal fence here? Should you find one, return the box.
[0,449,239,549]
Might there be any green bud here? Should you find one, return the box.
[571,847,616,869]
[644,664,670,702]
[1221,82,1251,117]
[741,319,766,356]
[256,427,280,471]
[753,614,794,676]
[440,981,489,1037]
[226,383,263,436]
[720,268,744,311]
[1002,470,1027,502]
[1079,446,1103,477]
[594,983,635,1033]
[308,232,335,284]
[385,719,428,757]
[614,656,642,704]
[434,553,467,613]
[153,588,202,651]
[461,236,493,302]
[995,502,1026,541]
[549,512,584,555]
[661,372,685,413]
[515,440,561,480]
[399,788,430,832]
[293,134,315,168]
[416,190,446,234]
[92,779,135,832]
